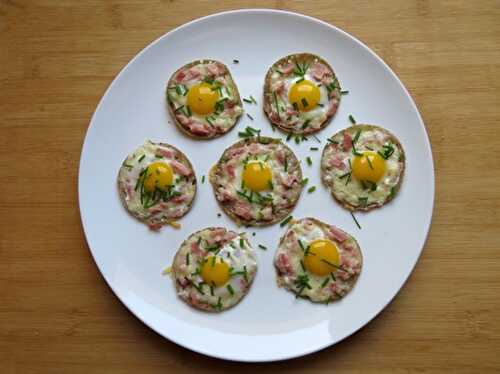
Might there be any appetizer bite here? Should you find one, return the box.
[117,141,196,230]
[209,137,303,226]
[167,60,243,139]
[274,217,362,303]
[263,53,341,134]
[171,227,258,312]
[321,124,405,211]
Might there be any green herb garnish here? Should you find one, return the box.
[310,147,319,151]
[280,216,293,227]
[258,244,267,250]
[226,284,235,295]
[348,114,356,124]
[320,277,330,288]
[307,186,316,193]
[341,90,349,95]
[306,156,312,166]
[246,113,254,121]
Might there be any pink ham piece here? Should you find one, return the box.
[328,154,345,169]
[170,160,192,176]
[177,114,191,126]
[275,149,286,165]
[171,195,187,204]
[328,226,348,242]
[206,62,225,78]
[342,131,352,152]
[218,188,234,203]
[280,63,295,74]
[175,67,201,83]
[276,253,294,276]
[148,222,162,231]
[311,62,332,82]
[188,121,212,137]
[190,241,205,256]
[327,100,338,117]
[260,206,273,221]
[282,174,298,188]
[233,201,253,220]
[228,147,246,159]
[156,148,175,159]
[224,164,236,179]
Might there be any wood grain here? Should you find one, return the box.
[1,0,499,372]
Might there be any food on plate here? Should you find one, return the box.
[166,60,243,139]
[321,124,405,211]
[209,136,303,226]
[117,140,196,230]
[263,53,341,134]
[171,227,258,312]
[274,217,362,303]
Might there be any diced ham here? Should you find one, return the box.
[285,229,296,246]
[275,149,286,165]
[260,206,273,221]
[125,183,133,198]
[280,63,295,74]
[228,147,246,159]
[270,111,281,123]
[225,164,236,179]
[282,174,298,188]
[206,62,225,78]
[177,114,191,126]
[222,231,238,243]
[328,226,348,242]
[218,188,234,202]
[175,67,201,83]
[343,131,352,152]
[176,277,190,289]
[171,195,187,204]
[148,222,162,231]
[329,282,338,294]
[149,208,164,215]
[170,160,192,176]
[273,80,286,95]
[275,253,293,276]
[233,201,253,220]
[327,100,338,117]
[311,62,332,82]
[328,154,345,169]
[248,143,260,154]
[188,121,212,136]
[191,241,205,256]
[156,148,175,159]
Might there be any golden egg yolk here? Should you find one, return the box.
[242,161,273,192]
[304,239,340,276]
[288,79,321,112]
[143,162,173,192]
[186,82,219,115]
[352,151,386,183]
[201,256,230,287]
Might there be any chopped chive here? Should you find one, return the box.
[348,114,356,124]
[250,95,257,104]
[233,59,239,64]
[210,285,214,296]
[341,90,349,95]
[307,186,316,193]
[211,256,216,267]
[286,133,292,142]
[350,211,361,229]
[292,102,299,111]
[306,156,312,166]
[310,147,319,151]
[239,238,244,248]
[313,134,321,143]
[243,98,252,104]
[353,129,361,144]
[301,178,309,186]
[300,260,305,271]
[284,157,288,172]
[217,213,221,217]
[192,282,205,295]
[205,116,214,126]
[138,155,145,162]
[301,98,309,108]
[296,77,305,83]
[358,197,368,208]
[186,105,192,117]
[280,215,293,227]
[331,272,336,281]
[295,135,301,144]
[258,244,267,250]
[301,119,311,129]
[186,253,190,265]
[298,239,306,251]
[327,138,339,144]
[246,113,254,121]
[268,180,274,190]
[216,297,222,310]
[201,175,205,183]
[174,105,185,113]
[320,259,348,272]
[226,284,235,295]
[123,163,133,169]
[321,277,330,288]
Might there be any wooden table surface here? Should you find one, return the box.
[1,0,499,372]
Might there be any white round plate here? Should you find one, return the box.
[79,9,434,362]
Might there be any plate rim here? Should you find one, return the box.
[78,8,435,362]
